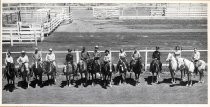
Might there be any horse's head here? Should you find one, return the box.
[166,53,173,62]
[178,58,185,69]
[20,63,26,72]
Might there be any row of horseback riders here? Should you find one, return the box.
[4,45,201,75]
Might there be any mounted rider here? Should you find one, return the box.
[150,47,162,72]
[65,49,75,71]
[93,45,101,70]
[45,48,56,67]
[5,51,15,70]
[103,49,111,70]
[32,48,42,68]
[80,46,90,70]
[130,49,142,70]
[192,48,200,75]
[117,48,129,71]
[174,45,182,69]
[17,51,30,73]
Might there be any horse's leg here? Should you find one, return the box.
[109,73,112,87]
[156,72,158,83]
[181,69,183,81]
[85,72,88,86]
[152,73,154,83]
[7,77,9,85]
[186,73,189,86]
[170,70,174,84]
[189,73,192,86]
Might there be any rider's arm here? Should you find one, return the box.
[25,56,29,63]
[52,53,55,61]
[11,57,14,63]
[87,52,90,59]
[45,54,49,61]
[17,57,21,64]
[5,58,7,65]
[32,54,35,60]
[152,52,155,59]
[131,53,134,60]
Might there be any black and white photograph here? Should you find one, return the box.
[1,0,208,104]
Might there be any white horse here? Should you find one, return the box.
[166,53,186,84]
[194,60,207,83]
[178,58,195,86]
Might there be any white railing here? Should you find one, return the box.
[2,49,207,70]
[2,26,44,46]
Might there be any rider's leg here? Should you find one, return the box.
[159,60,162,72]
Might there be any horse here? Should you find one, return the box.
[150,58,161,84]
[19,63,31,86]
[63,62,75,87]
[4,63,16,86]
[89,59,101,86]
[130,58,142,85]
[42,61,57,84]
[76,60,90,86]
[117,60,128,85]
[179,58,195,86]
[101,62,115,87]
[166,53,186,84]
[31,61,44,86]
[194,60,207,83]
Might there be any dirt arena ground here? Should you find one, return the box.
[2,9,208,104]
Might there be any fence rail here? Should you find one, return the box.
[2,49,208,70]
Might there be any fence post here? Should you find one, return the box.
[145,47,148,71]
[76,50,79,64]
[10,31,13,46]
[110,49,112,72]
[34,31,37,46]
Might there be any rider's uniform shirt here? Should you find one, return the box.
[5,56,14,65]
[104,54,111,63]
[66,53,73,63]
[46,53,55,62]
[93,51,101,60]
[193,51,200,61]
[32,52,42,62]
[119,52,126,60]
[17,55,29,70]
[132,51,141,60]
[45,53,56,66]
[152,51,161,60]
[81,51,89,61]
[174,50,181,58]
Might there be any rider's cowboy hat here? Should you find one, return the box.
[68,49,72,52]
[105,50,109,53]
[35,47,39,50]
[156,46,160,50]
[95,45,99,49]
[21,51,25,54]
[49,48,53,51]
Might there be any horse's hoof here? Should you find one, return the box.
[186,84,189,87]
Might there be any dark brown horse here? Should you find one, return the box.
[32,61,44,86]
[19,63,31,86]
[101,62,115,87]
[42,61,57,84]
[117,60,128,85]
[130,58,143,85]
[150,59,161,84]
[63,62,75,87]
[76,60,89,86]
[4,63,16,86]
[88,59,101,86]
